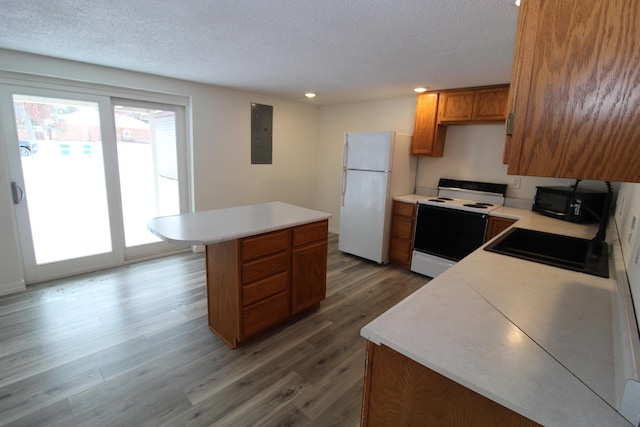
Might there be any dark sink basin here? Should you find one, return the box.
[484,227,609,278]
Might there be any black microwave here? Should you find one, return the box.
[532,186,608,224]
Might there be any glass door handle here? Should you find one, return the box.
[11,181,24,204]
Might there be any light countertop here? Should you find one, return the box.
[393,194,432,204]
[363,200,633,426]
[147,201,332,245]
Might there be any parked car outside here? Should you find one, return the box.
[19,140,39,157]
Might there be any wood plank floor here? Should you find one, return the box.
[0,234,428,426]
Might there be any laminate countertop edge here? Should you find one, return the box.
[147,201,332,246]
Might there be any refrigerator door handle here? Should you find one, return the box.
[342,141,348,169]
[341,168,347,206]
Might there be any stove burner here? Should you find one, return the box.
[474,202,493,207]
[463,203,490,209]
[428,198,446,202]
[438,197,453,201]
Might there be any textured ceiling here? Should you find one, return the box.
[0,0,519,105]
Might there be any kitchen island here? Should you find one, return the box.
[148,202,332,348]
[361,206,638,426]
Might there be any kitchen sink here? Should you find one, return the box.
[484,227,609,278]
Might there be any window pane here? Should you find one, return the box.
[13,95,112,264]
[114,105,180,247]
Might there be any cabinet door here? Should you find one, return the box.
[291,241,327,315]
[506,0,640,182]
[438,91,475,122]
[412,93,445,157]
[472,86,509,121]
[485,216,516,242]
[389,236,413,265]
[361,342,542,426]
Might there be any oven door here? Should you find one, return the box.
[413,204,488,261]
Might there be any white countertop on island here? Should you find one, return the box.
[362,204,634,426]
[147,202,331,245]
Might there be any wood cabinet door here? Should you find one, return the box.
[506,0,640,182]
[438,91,475,122]
[291,241,327,315]
[412,92,445,156]
[362,342,542,426]
[485,216,516,242]
[472,86,509,121]
[389,236,412,265]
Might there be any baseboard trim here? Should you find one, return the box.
[0,281,26,296]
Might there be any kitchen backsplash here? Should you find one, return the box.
[413,124,596,201]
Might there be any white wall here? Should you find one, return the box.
[0,49,320,294]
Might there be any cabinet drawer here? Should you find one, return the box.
[242,291,290,338]
[242,251,289,284]
[391,215,414,239]
[242,271,289,306]
[293,220,328,247]
[241,229,290,262]
[393,201,416,218]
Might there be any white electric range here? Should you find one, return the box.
[411,179,507,278]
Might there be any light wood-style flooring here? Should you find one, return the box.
[0,234,428,426]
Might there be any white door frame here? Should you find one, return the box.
[0,83,191,284]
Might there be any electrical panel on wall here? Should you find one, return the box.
[251,103,273,164]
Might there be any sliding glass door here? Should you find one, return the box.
[113,100,188,258]
[0,85,189,283]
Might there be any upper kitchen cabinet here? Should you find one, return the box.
[438,86,509,123]
[412,85,509,157]
[504,0,640,182]
[412,92,445,156]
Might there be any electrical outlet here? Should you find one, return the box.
[511,177,521,189]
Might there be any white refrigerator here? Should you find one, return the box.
[338,131,417,264]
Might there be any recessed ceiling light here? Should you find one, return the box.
[515,0,520,5]
[305,92,316,98]
[414,87,428,93]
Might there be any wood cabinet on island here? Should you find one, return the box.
[147,202,331,348]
